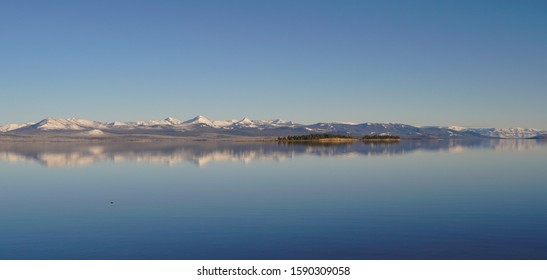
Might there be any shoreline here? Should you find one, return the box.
[275,138,360,144]
[362,139,401,143]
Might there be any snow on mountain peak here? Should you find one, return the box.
[211,120,235,127]
[164,117,183,125]
[34,118,85,130]
[232,117,258,128]
[441,126,546,138]
[2,116,545,139]
[109,121,127,127]
[183,115,215,127]
[333,121,357,125]
[31,118,109,131]
[448,126,467,131]
[482,128,545,138]
[0,123,30,132]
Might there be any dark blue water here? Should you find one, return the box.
[1,140,546,259]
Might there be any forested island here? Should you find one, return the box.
[276,134,358,143]
[275,134,401,143]
[362,135,401,142]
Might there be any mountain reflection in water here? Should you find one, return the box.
[0,140,544,167]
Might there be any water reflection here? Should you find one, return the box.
[0,139,544,167]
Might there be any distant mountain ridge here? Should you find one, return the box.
[1,116,545,139]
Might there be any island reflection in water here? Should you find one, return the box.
[0,139,545,167]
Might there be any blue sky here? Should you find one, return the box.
[1,0,546,128]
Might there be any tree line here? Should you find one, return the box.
[277,134,355,141]
[362,135,400,140]
[276,133,401,141]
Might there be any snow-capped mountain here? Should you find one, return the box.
[465,128,545,139]
[31,118,107,131]
[183,115,215,127]
[0,123,33,132]
[231,117,259,128]
[163,117,184,125]
[443,126,546,139]
[0,115,545,139]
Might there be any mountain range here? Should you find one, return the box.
[1,116,546,139]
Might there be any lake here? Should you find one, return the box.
[1,140,546,259]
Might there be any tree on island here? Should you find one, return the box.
[362,134,400,140]
[277,133,354,141]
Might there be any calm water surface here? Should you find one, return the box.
[1,140,546,259]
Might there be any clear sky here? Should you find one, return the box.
[1,0,546,128]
